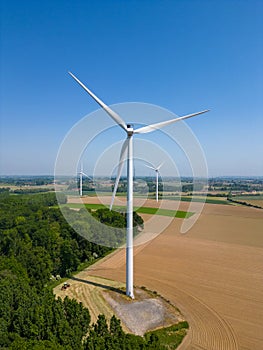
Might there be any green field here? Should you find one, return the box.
[65,203,194,218]
[134,206,193,218]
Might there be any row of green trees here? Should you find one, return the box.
[0,176,54,186]
[0,256,90,349]
[0,191,112,289]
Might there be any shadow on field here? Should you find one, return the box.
[71,276,125,295]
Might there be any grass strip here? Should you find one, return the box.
[145,321,189,349]
[75,203,195,218]
[134,206,194,218]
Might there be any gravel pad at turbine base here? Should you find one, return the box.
[103,287,184,336]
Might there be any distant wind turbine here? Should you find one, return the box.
[69,71,209,298]
[145,163,163,202]
[78,162,92,196]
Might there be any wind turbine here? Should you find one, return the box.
[69,71,209,298]
[145,163,163,202]
[78,162,92,196]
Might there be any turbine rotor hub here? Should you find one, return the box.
[127,123,134,136]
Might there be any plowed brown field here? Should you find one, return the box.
[71,197,263,349]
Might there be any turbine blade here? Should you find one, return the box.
[134,110,210,134]
[82,172,92,180]
[110,138,128,210]
[157,162,164,170]
[145,164,156,171]
[68,71,127,132]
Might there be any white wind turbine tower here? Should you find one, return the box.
[78,162,91,196]
[69,71,209,299]
[146,163,163,202]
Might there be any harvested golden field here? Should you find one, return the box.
[245,199,263,207]
[54,275,126,328]
[231,196,263,208]
[238,199,263,208]
[69,197,263,349]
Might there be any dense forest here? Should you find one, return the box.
[0,190,176,349]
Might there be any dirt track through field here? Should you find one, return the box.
[69,197,263,349]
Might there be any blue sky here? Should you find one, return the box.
[0,0,262,176]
